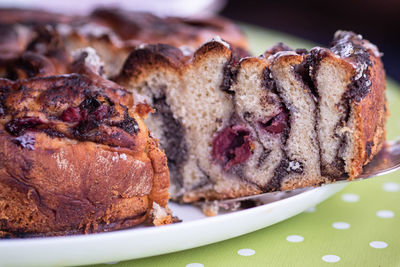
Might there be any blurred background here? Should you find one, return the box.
[1,0,399,82]
[221,0,400,83]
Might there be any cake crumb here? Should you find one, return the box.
[201,201,219,216]
[150,202,175,226]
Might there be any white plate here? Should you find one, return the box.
[0,183,346,267]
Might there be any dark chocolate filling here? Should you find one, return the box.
[331,31,373,102]
[366,141,374,158]
[5,117,44,136]
[152,95,187,188]
[346,72,372,102]
[327,97,352,178]
[261,67,275,91]
[220,63,237,94]
[265,42,292,55]
[295,48,308,55]
[302,49,348,178]
[4,95,138,148]
[0,85,8,117]
[264,158,290,192]
[186,165,212,191]
[42,128,65,138]
[293,59,318,98]
[220,47,250,93]
[257,148,271,168]
[260,68,304,191]
[108,106,139,135]
[304,32,374,178]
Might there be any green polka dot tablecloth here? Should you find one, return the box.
[89,25,400,267]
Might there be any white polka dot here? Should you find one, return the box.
[237,248,256,256]
[369,241,388,249]
[332,222,350,230]
[104,262,119,265]
[186,263,204,267]
[322,255,341,263]
[286,235,304,242]
[341,193,359,202]
[376,210,394,218]
[382,182,400,192]
[304,206,316,213]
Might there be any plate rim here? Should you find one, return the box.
[0,183,346,267]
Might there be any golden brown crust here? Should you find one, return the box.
[1,52,57,80]
[0,130,152,237]
[349,51,387,177]
[280,176,331,191]
[114,40,233,87]
[192,39,232,63]
[182,184,262,203]
[116,43,185,85]
[0,73,170,237]
[314,32,387,178]
[147,137,170,208]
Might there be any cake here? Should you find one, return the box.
[0,49,172,237]
[0,8,248,78]
[0,7,249,237]
[0,7,388,237]
[115,31,387,202]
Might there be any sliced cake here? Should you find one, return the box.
[115,31,387,202]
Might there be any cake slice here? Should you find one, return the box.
[116,31,387,202]
[304,31,386,179]
[235,47,323,191]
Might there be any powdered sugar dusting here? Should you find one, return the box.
[267,50,298,62]
[138,43,148,50]
[71,47,104,74]
[53,151,70,170]
[75,23,123,47]
[77,23,111,38]
[209,36,230,49]
[238,56,253,64]
[120,153,127,160]
[56,23,72,36]
[364,42,382,57]
[179,45,194,56]
[287,161,301,172]
[52,150,78,180]
[111,152,128,161]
